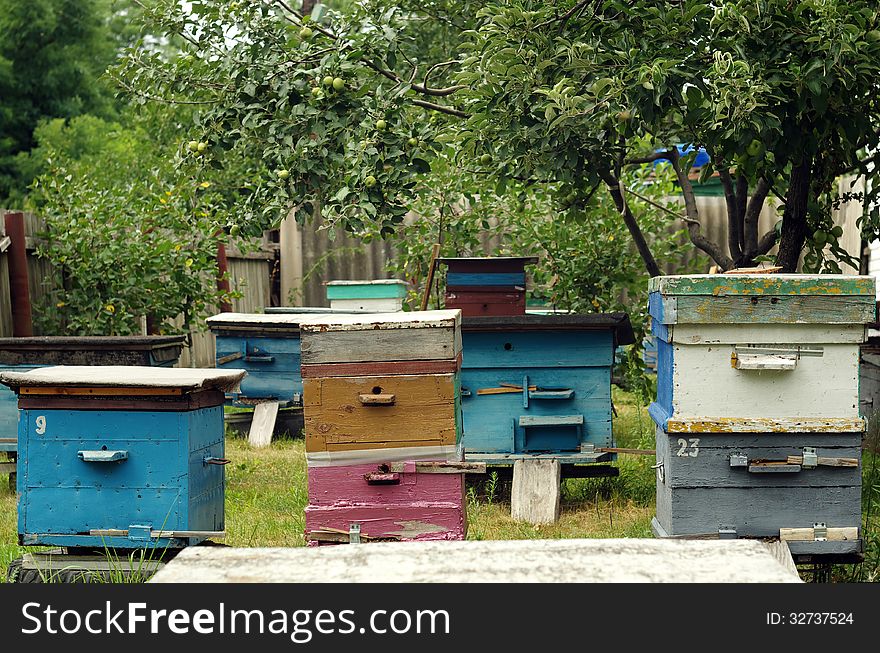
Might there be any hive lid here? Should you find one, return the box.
[459,313,636,345]
[0,335,186,351]
[207,311,311,330]
[0,366,246,392]
[263,306,380,314]
[324,279,409,286]
[298,309,460,333]
[649,274,876,296]
[437,256,538,264]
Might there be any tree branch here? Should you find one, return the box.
[735,173,748,246]
[717,164,742,263]
[537,0,594,28]
[411,99,469,118]
[424,60,459,90]
[599,170,662,277]
[624,151,674,165]
[622,185,696,223]
[757,228,778,256]
[743,177,770,260]
[668,148,735,270]
[272,2,466,97]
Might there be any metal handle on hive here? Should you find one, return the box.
[77,450,128,463]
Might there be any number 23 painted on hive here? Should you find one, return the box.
[676,438,699,457]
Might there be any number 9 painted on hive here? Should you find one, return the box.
[35,415,47,435]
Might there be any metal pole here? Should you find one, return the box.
[4,211,33,336]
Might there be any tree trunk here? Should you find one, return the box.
[600,171,662,278]
[775,157,813,272]
[301,0,317,14]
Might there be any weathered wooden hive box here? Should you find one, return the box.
[0,366,245,550]
[299,310,469,544]
[459,314,635,467]
[648,273,876,562]
[207,312,309,406]
[0,336,186,489]
[439,257,536,317]
[325,279,409,312]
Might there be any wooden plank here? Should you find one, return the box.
[518,415,583,427]
[476,386,535,395]
[511,459,561,525]
[664,323,867,345]
[466,452,611,465]
[301,355,461,378]
[357,393,396,405]
[786,455,859,467]
[665,416,865,434]
[216,351,244,365]
[388,461,487,474]
[20,386,183,396]
[248,401,279,448]
[89,529,225,538]
[18,389,226,411]
[298,309,460,331]
[303,374,458,452]
[649,274,876,296]
[148,538,802,583]
[597,447,656,455]
[437,256,538,273]
[779,527,859,542]
[723,266,783,274]
[305,503,466,542]
[300,326,460,365]
[667,295,875,325]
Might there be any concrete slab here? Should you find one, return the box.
[150,538,802,583]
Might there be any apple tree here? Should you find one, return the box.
[117,0,880,274]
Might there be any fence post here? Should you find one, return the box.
[4,211,33,336]
[216,241,232,313]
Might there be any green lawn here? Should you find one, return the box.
[1,389,877,582]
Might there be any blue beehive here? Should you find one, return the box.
[459,314,635,467]
[0,336,185,491]
[0,366,245,550]
[207,312,310,406]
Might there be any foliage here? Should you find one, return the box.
[0,0,122,203]
[28,111,238,336]
[118,0,880,275]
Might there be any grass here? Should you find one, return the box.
[0,387,877,583]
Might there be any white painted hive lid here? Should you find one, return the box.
[206,312,308,326]
[0,366,246,392]
[298,309,461,332]
[324,279,408,286]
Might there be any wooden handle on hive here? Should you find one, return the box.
[358,393,396,405]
